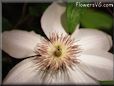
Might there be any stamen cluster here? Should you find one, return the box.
[35,33,80,80]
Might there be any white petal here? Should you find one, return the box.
[3,57,98,85]
[78,54,113,81]
[51,66,98,85]
[2,30,43,58]
[82,49,113,61]
[3,57,67,85]
[3,57,42,84]
[41,2,67,38]
[74,29,112,51]
[68,66,98,85]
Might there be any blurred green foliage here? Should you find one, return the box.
[100,81,114,85]
[65,3,113,34]
[2,17,12,31]
[29,4,50,17]
[81,9,112,29]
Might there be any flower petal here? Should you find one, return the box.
[51,66,98,85]
[3,57,98,85]
[68,66,98,85]
[41,2,67,38]
[82,49,113,61]
[73,29,112,51]
[3,57,67,85]
[3,57,42,84]
[78,54,113,81]
[2,30,43,58]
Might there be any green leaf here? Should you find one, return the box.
[64,3,86,34]
[81,9,113,30]
[2,17,12,31]
[65,3,81,34]
[100,81,114,85]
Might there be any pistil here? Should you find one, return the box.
[54,46,62,57]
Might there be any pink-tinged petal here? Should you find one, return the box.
[73,29,112,51]
[78,54,113,81]
[2,30,43,58]
[41,2,67,38]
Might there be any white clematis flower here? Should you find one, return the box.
[2,2,113,85]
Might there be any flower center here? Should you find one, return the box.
[35,33,80,80]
